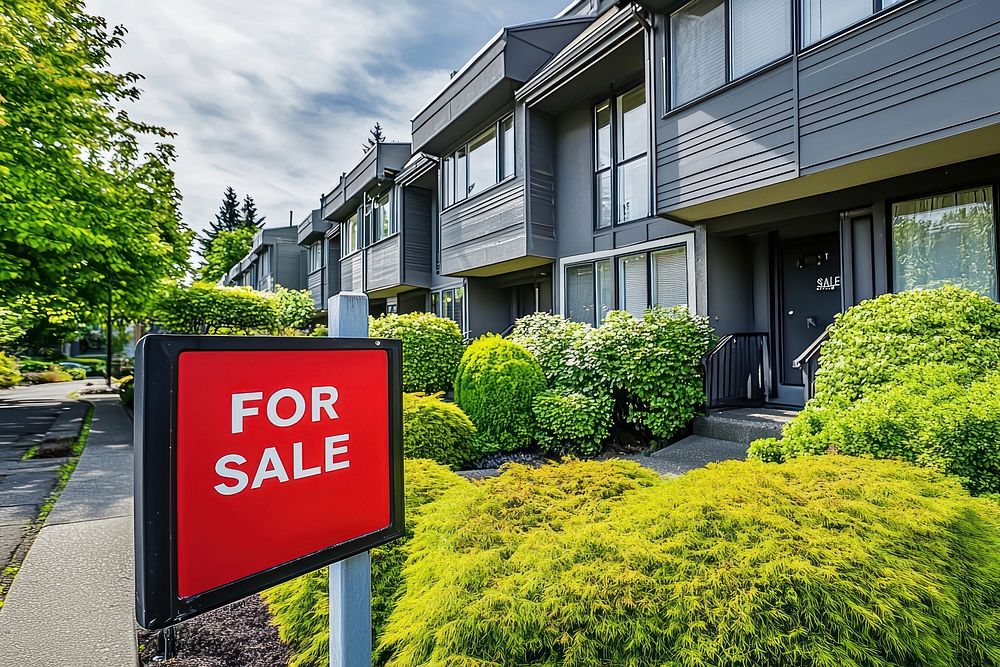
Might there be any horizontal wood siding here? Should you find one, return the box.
[340,252,364,293]
[798,0,1000,173]
[440,179,527,275]
[656,62,797,212]
[403,187,433,287]
[306,269,325,308]
[365,236,402,292]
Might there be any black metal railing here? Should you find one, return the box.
[792,326,830,403]
[702,333,772,413]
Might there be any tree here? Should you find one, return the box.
[363,122,385,153]
[199,226,256,283]
[240,194,265,229]
[0,1,192,327]
[198,186,242,255]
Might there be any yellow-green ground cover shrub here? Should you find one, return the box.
[402,392,480,468]
[262,459,469,667]
[454,335,546,453]
[24,369,72,384]
[380,456,1000,667]
[0,352,22,388]
[369,313,463,393]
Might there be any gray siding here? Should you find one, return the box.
[403,186,433,287]
[274,241,305,290]
[798,0,1000,173]
[365,236,402,292]
[439,179,527,275]
[656,62,797,212]
[340,252,364,293]
[554,104,596,257]
[527,109,557,257]
[306,269,324,308]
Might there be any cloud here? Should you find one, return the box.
[84,0,569,237]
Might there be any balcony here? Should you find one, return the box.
[297,209,330,246]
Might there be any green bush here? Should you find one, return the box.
[813,285,1000,407]
[153,282,277,334]
[454,335,546,453]
[402,393,480,468]
[751,363,1000,495]
[60,365,86,380]
[590,307,715,440]
[0,352,22,388]
[67,357,106,374]
[119,375,135,408]
[532,389,613,456]
[263,459,469,667]
[24,370,72,384]
[511,312,596,391]
[380,456,1000,667]
[273,287,316,331]
[17,358,55,373]
[369,313,463,393]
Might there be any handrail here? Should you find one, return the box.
[701,332,772,414]
[792,326,831,403]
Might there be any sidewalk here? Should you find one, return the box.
[0,395,136,666]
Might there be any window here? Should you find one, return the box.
[594,85,649,228]
[442,115,514,208]
[341,212,359,256]
[651,247,689,308]
[566,260,614,326]
[802,0,905,46]
[367,189,394,244]
[259,247,271,276]
[432,286,466,334]
[670,0,791,108]
[619,253,648,318]
[307,241,323,273]
[892,186,997,300]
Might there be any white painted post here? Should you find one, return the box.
[327,292,373,667]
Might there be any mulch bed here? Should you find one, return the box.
[137,595,290,667]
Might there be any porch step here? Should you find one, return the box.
[693,407,797,446]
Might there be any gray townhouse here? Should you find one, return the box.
[222,226,305,293]
[310,0,1000,411]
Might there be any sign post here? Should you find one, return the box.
[133,324,403,650]
[327,292,373,667]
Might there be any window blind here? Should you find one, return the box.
[802,0,869,45]
[620,254,648,318]
[652,247,688,308]
[671,0,726,106]
[731,0,791,78]
[566,264,596,325]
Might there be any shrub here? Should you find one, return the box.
[67,357,106,373]
[263,459,468,667]
[119,376,135,408]
[0,352,22,388]
[60,365,86,380]
[813,285,1000,407]
[369,313,463,393]
[24,370,72,384]
[17,358,55,373]
[532,389,613,456]
[751,363,1000,495]
[402,393,480,468]
[273,287,316,331]
[153,282,277,334]
[590,307,715,440]
[454,335,546,453]
[510,313,596,391]
[380,456,1000,667]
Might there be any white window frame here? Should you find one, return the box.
[557,233,699,320]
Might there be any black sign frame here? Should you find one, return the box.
[134,335,404,631]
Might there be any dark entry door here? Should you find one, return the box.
[779,235,841,386]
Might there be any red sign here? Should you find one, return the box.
[134,336,403,630]
[175,349,390,597]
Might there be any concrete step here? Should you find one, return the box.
[631,435,749,476]
[693,407,797,446]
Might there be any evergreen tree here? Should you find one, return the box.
[240,194,265,230]
[199,186,242,255]
[363,122,385,153]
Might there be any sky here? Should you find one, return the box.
[84,0,570,237]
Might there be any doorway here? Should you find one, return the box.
[777,234,841,386]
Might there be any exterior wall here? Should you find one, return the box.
[440,177,528,274]
[526,108,557,257]
[466,277,513,337]
[366,236,402,292]
[402,186,433,288]
[340,252,364,293]
[273,239,304,290]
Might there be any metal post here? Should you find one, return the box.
[327,292,372,667]
[106,282,113,387]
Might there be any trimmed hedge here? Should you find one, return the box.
[380,456,1000,667]
[0,352,22,388]
[813,285,1000,407]
[532,389,613,456]
[454,335,546,453]
[402,392,480,468]
[369,313,463,393]
[263,459,469,667]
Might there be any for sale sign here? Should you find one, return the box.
[134,336,404,630]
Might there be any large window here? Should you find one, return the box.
[442,115,514,208]
[565,243,689,325]
[594,85,649,228]
[366,189,394,245]
[341,212,360,256]
[431,286,466,334]
[670,0,791,107]
[307,241,323,273]
[892,186,997,300]
[802,0,904,46]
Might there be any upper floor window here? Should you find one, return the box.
[365,189,395,245]
[802,0,905,46]
[259,247,271,276]
[307,241,323,273]
[442,114,515,208]
[341,211,360,257]
[595,84,649,228]
[670,0,791,107]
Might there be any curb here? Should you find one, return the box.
[34,402,89,458]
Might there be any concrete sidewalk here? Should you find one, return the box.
[0,395,136,666]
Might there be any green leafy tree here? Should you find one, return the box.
[0,1,192,323]
[273,287,315,331]
[198,226,255,283]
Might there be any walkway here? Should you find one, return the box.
[0,394,136,666]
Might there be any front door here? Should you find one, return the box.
[779,235,841,386]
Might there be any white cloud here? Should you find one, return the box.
[84,0,568,237]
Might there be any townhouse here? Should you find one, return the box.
[222,226,305,293]
[299,0,999,408]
